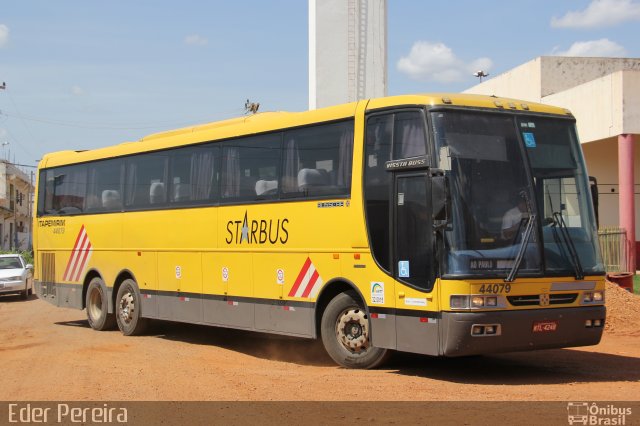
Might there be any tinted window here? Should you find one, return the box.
[393,111,428,159]
[86,158,123,212]
[169,145,219,204]
[282,121,354,198]
[364,114,393,271]
[125,152,168,209]
[363,109,428,272]
[221,133,281,202]
[40,165,87,215]
[396,175,432,289]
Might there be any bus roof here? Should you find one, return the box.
[39,93,571,168]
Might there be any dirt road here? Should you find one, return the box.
[1,294,639,402]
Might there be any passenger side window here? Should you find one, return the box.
[169,145,219,205]
[124,152,168,209]
[220,134,281,202]
[281,121,354,198]
[86,158,123,212]
[40,165,87,215]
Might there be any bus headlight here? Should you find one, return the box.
[450,295,469,309]
[485,296,498,307]
[471,296,485,307]
[583,291,604,303]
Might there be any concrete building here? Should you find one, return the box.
[465,56,640,270]
[0,161,33,251]
[309,0,387,109]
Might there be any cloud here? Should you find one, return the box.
[0,24,9,48]
[184,34,208,46]
[71,86,85,96]
[551,0,640,28]
[552,38,627,57]
[397,41,492,84]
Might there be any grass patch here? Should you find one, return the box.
[635,274,640,295]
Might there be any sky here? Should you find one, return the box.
[1,0,639,169]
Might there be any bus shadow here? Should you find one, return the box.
[386,349,640,385]
[54,318,640,383]
[55,319,92,328]
[150,320,335,367]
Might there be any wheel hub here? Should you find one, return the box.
[119,292,135,324]
[336,308,369,353]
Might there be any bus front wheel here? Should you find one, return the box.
[320,291,389,369]
[115,279,148,336]
[86,277,116,331]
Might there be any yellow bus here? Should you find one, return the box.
[34,94,606,368]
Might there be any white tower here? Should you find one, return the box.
[309,0,387,110]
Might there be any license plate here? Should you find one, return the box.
[533,320,558,333]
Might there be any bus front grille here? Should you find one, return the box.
[507,293,578,306]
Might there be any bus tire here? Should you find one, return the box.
[115,279,148,336]
[320,291,389,369]
[86,277,116,331]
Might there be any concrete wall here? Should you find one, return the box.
[309,0,387,109]
[539,56,640,97]
[463,57,543,101]
[582,137,640,240]
[623,71,640,135]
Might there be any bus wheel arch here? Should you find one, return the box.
[315,279,389,369]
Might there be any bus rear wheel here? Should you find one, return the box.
[86,277,116,331]
[321,291,389,369]
[115,279,148,336]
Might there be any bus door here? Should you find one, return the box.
[392,170,439,355]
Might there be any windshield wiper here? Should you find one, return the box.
[552,212,584,280]
[504,214,536,283]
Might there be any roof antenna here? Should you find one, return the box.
[244,99,260,114]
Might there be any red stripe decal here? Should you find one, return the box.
[68,232,89,281]
[288,257,312,297]
[63,226,85,280]
[73,241,92,281]
[300,269,319,298]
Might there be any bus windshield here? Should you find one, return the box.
[431,110,603,278]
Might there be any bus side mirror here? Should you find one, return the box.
[431,171,450,222]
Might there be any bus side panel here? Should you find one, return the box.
[254,252,310,336]
[157,252,203,323]
[393,281,441,356]
[202,252,254,330]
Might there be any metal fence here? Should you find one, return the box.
[598,227,628,273]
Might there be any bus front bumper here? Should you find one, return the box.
[440,306,606,357]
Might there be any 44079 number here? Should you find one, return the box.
[477,283,511,294]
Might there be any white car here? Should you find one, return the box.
[0,254,34,299]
